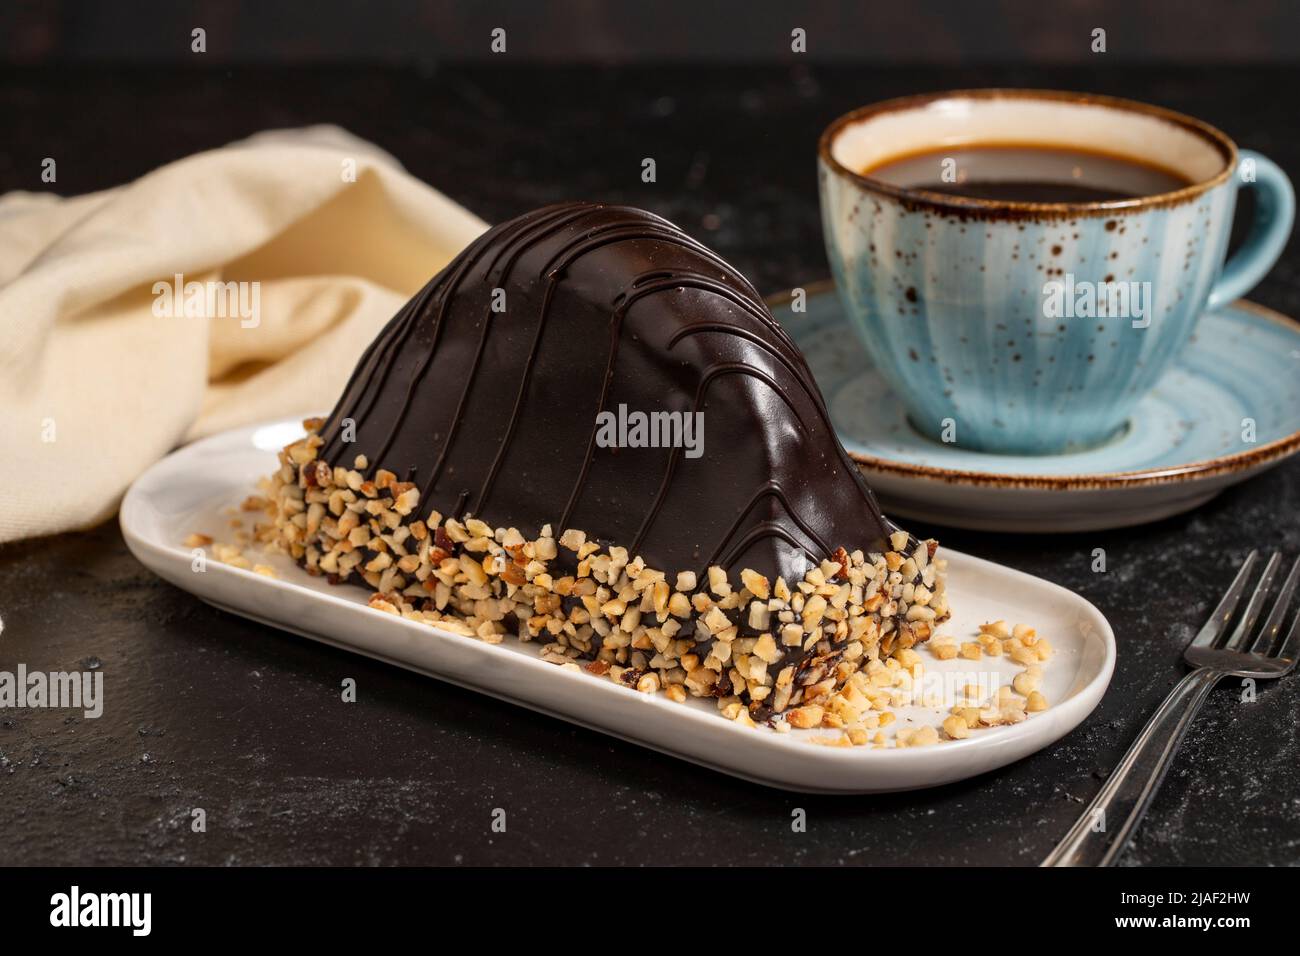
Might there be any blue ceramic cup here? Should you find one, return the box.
[819,90,1294,454]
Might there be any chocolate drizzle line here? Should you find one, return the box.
[318,202,896,583]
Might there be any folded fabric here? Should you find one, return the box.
[0,126,488,543]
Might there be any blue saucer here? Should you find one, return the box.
[770,283,1300,532]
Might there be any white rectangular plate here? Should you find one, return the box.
[121,416,1116,793]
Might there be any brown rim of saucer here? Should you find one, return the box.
[766,281,1300,490]
[818,89,1239,221]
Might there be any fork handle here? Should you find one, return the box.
[1042,668,1223,867]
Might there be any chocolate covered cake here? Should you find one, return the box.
[258,202,948,719]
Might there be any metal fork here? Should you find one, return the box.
[1043,551,1300,867]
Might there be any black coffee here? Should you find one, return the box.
[862,144,1192,203]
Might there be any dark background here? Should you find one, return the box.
[4,0,1300,64]
[1,1,1298,867]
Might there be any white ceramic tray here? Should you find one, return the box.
[120,417,1116,793]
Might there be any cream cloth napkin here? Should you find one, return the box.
[0,126,488,543]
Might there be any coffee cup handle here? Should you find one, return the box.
[1205,150,1295,312]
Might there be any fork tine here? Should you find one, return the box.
[1190,550,1259,649]
[1222,552,1283,651]
[1260,557,1300,662]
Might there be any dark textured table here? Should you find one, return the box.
[2,64,1298,866]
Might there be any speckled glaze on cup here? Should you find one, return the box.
[819,90,1294,454]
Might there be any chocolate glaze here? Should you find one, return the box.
[318,202,897,584]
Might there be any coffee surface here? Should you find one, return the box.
[863,144,1192,203]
